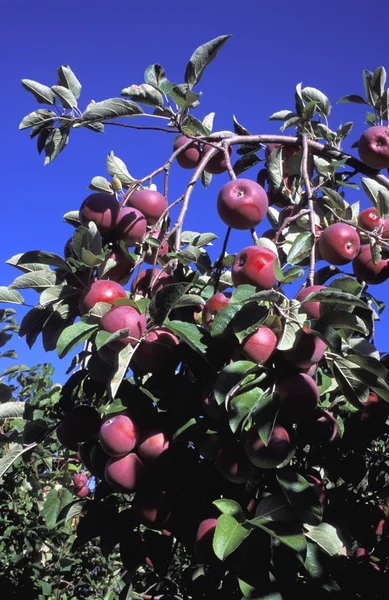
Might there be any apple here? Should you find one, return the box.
[265,143,299,175]
[137,429,170,462]
[244,424,291,469]
[201,385,225,420]
[276,373,319,423]
[194,518,218,565]
[99,305,147,348]
[202,292,231,331]
[358,207,383,231]
[125,189,167,225]
[133,488,171,529]
[173,135,201,169]
[99,414,138,457]
[105,452,145,492]
[144,230,169,264]
[75,485,90,498]
[101,248,135,285]
[131,268,174,297]
[352,244,389,284]
[241,325,277,364]
[57,405,101,451]
[215,442,254,483]
[298,408,338,444]
[296,285,326,319]
[232,246,278,289]
[79,192,119,235]
[217,179,268,230]
[282,328,326,369]
[202,144,232,174]
[112,207,147,247]
[358,126,389,170]
[359,391,387,423]
[318,222,360,265]
[131,328,179,375]
[79,279,127,315]
[73,473,88,490]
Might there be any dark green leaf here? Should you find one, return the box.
[56,321,98,358]
[165,320,208,354]
[233,114,250,135]
[19,109,57,130]
[16,250,71,273]
[149,282,191,325]
[214,361,257,406]
[267,146,283,190]
[44,127,69,165]
[144,64,171,94]
[229,387,263,434]
[286,232,313,265]
[57,65,82,99]
[233,153,261,176]
[277,468,323,525]
[21,79,56,104]
[121,83,164,108]
[81,98,144,122]
[213,514,251,560]
[0,287,24,305]
[184,35,232,87]
[52,85,78,109]
[182,113,211,136]
[338,95,367,105]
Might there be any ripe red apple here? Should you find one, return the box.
[298,409,338,444]
[99,414,138,457]
[282,328,326,369]
[131,328,179,375]
[133,488,171,529]
[79,279,127,315]
[112,207,147,247]
[73,473,88,490]
[215,442,254,483]
[201,385,224,420]
[241,325,277,363]
[75,485,90,498]
[359,391,387,423]
[79,192,119,235]
[202,292,231,331]
[99,305,147,348]
[144,230,169,264]
[102,249,135,285]
[202,144,232,175]
[131,268,174,297]
[352,244,389,284]
[358,126,389,170]
[105,452,145,492]
[296,285,326,319]
[217,179,269,230]
[244,424,291,469]
[318,223,360,265]
[125,189,167,225]
[57,405,101,451]
[173,135,201,169]
[276,373,319,423]
[358,207,383,231]
[137,429,170,462]
[194,518,218,565]
[232,246,278,289]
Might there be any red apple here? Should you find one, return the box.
[352,244,389,284]
[201,385,224,420]
[173,135,201,169]
[133,488,171,529]
[244,424,291,469]
[318,223,360,265]
[217,179,268,230]
[112,207,147,247]
[144,230,169,264]
[202,292,230,331]
[202,144,232,175]
[276,373,319,423]
[79,192,119,235]
[125,189,167,225]
[194,518,218,565]
[105,452,145,492]
[79,279,127,315]
[282,328,326,369]
[358,126,389,170]
[101,248,135,285]
[99,414,138,457]
[241,325,277,363]
[137,429,170,462]
[99,305,146,348]
[73,473,88,490]
[131,268,174,297]
[75,485,90,498]
[215,442,254,483]
[232,246,278,289]
[298,409,338,444]
[358,207,383,231]
[296,285,326,319]
[131,328,179,375]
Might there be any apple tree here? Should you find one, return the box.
[1,36,389,598]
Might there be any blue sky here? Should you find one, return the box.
[1,0,388,382]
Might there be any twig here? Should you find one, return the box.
[301,135,316,285]
[101,121,176,133]
[213,226,231,293]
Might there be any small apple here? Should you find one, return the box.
[202,144,232,174]
[112,207,147,247]
[318,222,360,265]
[125,189,167,225]
[217,179,268,230]
[99,414,138,457]
[202,292,231,331]
[79,192,119,235]
[296,285,326,319]
[99,305,147,348]
[358,126,389,170]
[131,268,174,297]
[352,244,389,284]
[105,452,146,492]
[79,279,127,315]
[241,325,277,363]
[244,424,291,469]
[131,328,179,375]
[173,135,201,169]
[282,327,326,369]
[232,246,278,289]
[276,373,319,423]
[358,207,383,231]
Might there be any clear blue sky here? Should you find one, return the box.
[1,0,388,382]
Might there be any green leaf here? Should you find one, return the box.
[301,87,331,116]
[21,79,56,104]
[169,84,201,109]
[44,127,69,165]
[304,522,346,557]
[9,270,59,290]
[72,223,102,259]
[52,85,78,109]
[371,66,386,100]
[233,114,250,135]
[15,250,71,273]
[254,494,296,523]
[106,151,135,186]
[149,282,191,325]
[57,65,82,99]
[184,35,232,87]
[81,98,144,122]
[89,176,114,194]
[19,109,57,130]
[182,114,211,136]
[214,361,257,406]
[304,288,368,310]
[201,169,212,188]
[121,83,163,108]
[56,321,98,358]
[233,153,261,176]
[144,64,171,93]
[213,499,243,519]
[267,146,283,190]
[0,402,26,419]
[0,287,24,305]
[213,514,251,561]
[330,360,368,408]
[165,320,208,355]
[286,232,313,265]
[276,468,323,526]
[338,94,367,105]
[110,343,135,398]
[251,518,306,554]
[269,110,296,121]
[41,487,73,529]
[229,387,263,434]
[0,442,36,478]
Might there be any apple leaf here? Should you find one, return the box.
[184,35,232,88]
[276,468,323,526]
[144,64,171,94]
[81,98,144,122]
[57,65,82,99]
[338,94,367,105]
[214,360,257,407]
[52,85,78,109]
[56,321,98,358]
[19,109,57,130]
[304,523,346,557]
[44,128,69,165]
[121,83,164,108]
[15,250,72,273]
[0,287,24,305]
[213,514,251,561]
[0,402,26,419]
[301,87,331,116]
[9,270,60,290]
[213,499,243,519]
[21,79,56,104]
[286,232,313,265]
